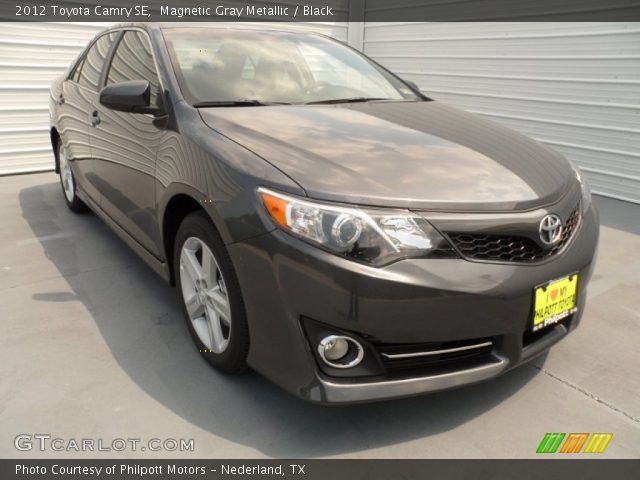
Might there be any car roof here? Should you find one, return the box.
[105,22,326,36]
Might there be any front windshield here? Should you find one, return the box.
[162,28,420,105]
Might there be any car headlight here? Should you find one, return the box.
[258,188,456,266]
[571,163,592,213]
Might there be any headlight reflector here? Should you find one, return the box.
[259,188,456,266]
[331,213,363,247]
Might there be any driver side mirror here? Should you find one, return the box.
[99,80,163,115]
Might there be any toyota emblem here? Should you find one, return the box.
[539,214,563,245]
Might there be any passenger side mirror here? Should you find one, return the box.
[404,80,421,93]
[99,80,162,115]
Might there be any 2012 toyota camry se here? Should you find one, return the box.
[49,23,599,403]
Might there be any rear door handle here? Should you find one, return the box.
[90,110,101,127]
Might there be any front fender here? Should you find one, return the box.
[157,102,306,247]
[158,182,233,244]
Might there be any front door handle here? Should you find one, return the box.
[90,110,101,127]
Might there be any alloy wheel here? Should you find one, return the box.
[59,145,75,202]
[179,236,232,353]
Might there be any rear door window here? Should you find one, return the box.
[68,55,84,83]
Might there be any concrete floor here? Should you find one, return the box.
[0,172,638,459]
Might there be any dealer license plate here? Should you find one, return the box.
[533,274,579,332]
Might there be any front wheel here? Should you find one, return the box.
[174,211,249,374]
[57,142,88,213]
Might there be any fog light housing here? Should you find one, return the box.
[317,335,364,369]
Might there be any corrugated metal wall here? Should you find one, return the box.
[0,21,347,175]
[363,22,640,203]
[0,23,109,174]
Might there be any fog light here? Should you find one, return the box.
[322,337,349,361]
[317,335,364,369]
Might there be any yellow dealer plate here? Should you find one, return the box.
[533,274,579,332]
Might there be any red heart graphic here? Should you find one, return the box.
[550,289,559,301]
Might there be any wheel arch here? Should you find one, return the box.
[159,184,232,286]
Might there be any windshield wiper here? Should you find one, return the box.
[193,99,290,108]
[304,97,390,105]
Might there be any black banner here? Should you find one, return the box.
[2,459,640,480]
[3,0,640,22]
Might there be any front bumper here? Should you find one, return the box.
[228,204,599,404]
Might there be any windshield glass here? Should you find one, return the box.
[162,28,420,105]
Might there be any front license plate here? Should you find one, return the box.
[533,274,579,332]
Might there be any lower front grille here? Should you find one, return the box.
[375,338,494,377]
[447,204,581,263]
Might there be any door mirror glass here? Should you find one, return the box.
[99,80,153,113]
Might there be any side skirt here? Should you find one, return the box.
[77,188,171,284]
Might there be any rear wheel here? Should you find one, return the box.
[57,142,88,213]
[174,211,249,373]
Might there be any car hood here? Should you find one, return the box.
[199,101,574,211]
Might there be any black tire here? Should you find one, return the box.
[173,211,249,374]
[56,141,89,213]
